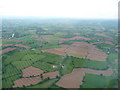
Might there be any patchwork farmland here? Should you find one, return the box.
[2,18,118,89]
[42,42,108,61]
[13,77,42,88]
[56,68,113,88]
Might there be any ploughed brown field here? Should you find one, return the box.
[92,41,114,45]
[59,36,91,43]
[95,33,113,41]
[22,66,44,77]
[41,42,108,61]
[3,44,31,48]
[14,44,31,48]
[56,68,113,88]
[14,66,60,88]
[43,71,60,79]
[116,45,120,47]
[41,49,66,56]
[0,48,16,55]
[13,77,42,88]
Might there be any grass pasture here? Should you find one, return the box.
[60,59,74,75]
[2,74,22,88]
[32,61,58,72]
[3,64,21,78]
[81,74,117,88]
[28,79,58,88]
[73,58,108,70]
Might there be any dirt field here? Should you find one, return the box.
[22,66,45,77]
[14,44,31,48]
[3,44,31,48]
[72,42,108,61]
[13,77,42,88]
[0,48,16,55]
[43,71,60,79]
[86,47,108,61]
[59,36,91,43]
[56,69,85,88]
[42,42,108,61]
[66,42,108,61]
[65,46,88,57]
[59,45,70,48]
[80,68,113,76]
[41,49,65,56]
[116,45,120,47]
[56,68,113,88]
[95,33,113,41]
[92,41,114,45]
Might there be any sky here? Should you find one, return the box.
[0,0,119,19]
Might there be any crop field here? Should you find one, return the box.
[56,68,113,88]
[22,66,44,77]
[92,41,114,45]
[43,71,60,79]
[13,77,42,88]
[1,18,118,89]
[95,33,113,41]
[73,58,108,69]
[28,79,58,88]
[3,44,31,48]
[80,74,117,88]
[59,36,91,43]
[32,61,59,72]
[41,42,108,61]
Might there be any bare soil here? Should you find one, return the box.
[13,77,42,88]
[59,36,91,43]
[42,42,108,61]
[3,44,31,48]
[0,48,16,55]
[56,68,113,88]
[43,71,60,79]
[22,66,44,77]
[95,33,113,41]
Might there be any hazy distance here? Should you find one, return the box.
[0,0,119,19]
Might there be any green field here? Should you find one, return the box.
[2,18,118,88]
[28,79,58,88]
[81,74,117,88]
[73,58,108,70]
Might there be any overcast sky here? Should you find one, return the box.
[0,0,119,19]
